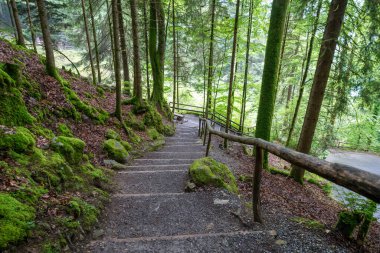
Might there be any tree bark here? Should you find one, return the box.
[172,0,176,113]
[290,0,349,183]
[117,0,131,95]
[81,0,97,85]
[36,0,56,77]
[105,0,115,80]
[205,0,216,119]
[239,0,254,133]
[10,0,25,47]
[26,0,37,52]
[111,0,122,120]
[130,0,142,103]
[150,0,166,107]
[286,0,322,147]
[88,0,101,83]
[143,0,151,99]
[224,0,241,148]
[255,0,290,166]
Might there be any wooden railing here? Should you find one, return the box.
[199,118,380,223]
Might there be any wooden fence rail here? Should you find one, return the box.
[199,118,380,223]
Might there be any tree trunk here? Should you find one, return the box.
[255,0,290,167]
[239,0,254,133]
[150,0,166,107]
[117,0,131,95]
[111,0,122,120]
[10,0,25,47]
[286,0,322,147]
[88,0,101,84]
[143,0,151,99]
[172,0,176,113]
[290,0,349,183]
[26,0,37,52]
[224,0,241,148]
[36,0,56,77]
[6,0,17,39]
[176,30,179,107]
[130,0,142,103]
[205,0,216,119]
[81,0,97,85]
[105,0,115,81]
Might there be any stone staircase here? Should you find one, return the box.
[81,116,276,252]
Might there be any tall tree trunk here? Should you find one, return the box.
[36,0,56,77]
[10,0,25,47]
[290,0,348,183]
[6,0,17,39]
[275,10,290,91]
[285,0,323,147]
[105,0,115,80]
[255,0,290,166]
[143,0,151,99]
[224,0,241,148]
[111,0,122,120]
[81,0,97,85]
[239,0,254,133]
[117,0,131,95]
[205,0,216,119]
[150,0,166,107]
[88,0,101,83]
[130,0,142,103]
[172,0,176,113]
[26,0,37,52]
[176,30,179,107]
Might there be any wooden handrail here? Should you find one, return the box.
[199,118,380,222]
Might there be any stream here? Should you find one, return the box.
[326,149,380,220]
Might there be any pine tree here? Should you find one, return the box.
[10,0,25,47]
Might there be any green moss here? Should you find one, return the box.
[51,136,85,164]
[291,217,324,229]
[12,185,48,206]
[189,157,238,194]
[163,124,175,136]
[0,193,36,249]
[121,140,132,151]
[56,216,80,230]
[96,86,105,97]
[30,125,54,139]
[268,167,290,177]
[0,126,36,153]
[105,129,121,141]
[304,172,332,195]
[57,123,73,137]
[103,139,129,163]
[147,128,162,140]
[0,87,35,126]
[143,106,174,136]
[125,112,145,131]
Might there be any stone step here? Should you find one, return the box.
[144,152,204,160]
[96,192,247,239]
[84,230,276,253]
[115,170,188,194]
[122,164,190,171]
[132,159,195,166]
[164,140,202,145]
[160,145,205,152]
[165,137,202,143]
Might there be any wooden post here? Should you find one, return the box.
[253,146,263,223]
[203,123,208,146]
[198,118,201,137]
[206,132,212,157]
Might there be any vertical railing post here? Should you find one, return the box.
[203,121,208,146]
[206,132,212,156]
[253,146,263,223]
[198,118,201,137]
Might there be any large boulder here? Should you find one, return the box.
[103,139,129,163]
[51,136,85,164]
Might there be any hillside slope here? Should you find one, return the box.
[0,39,174,252]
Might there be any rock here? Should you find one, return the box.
[105,129,121,141]
[103,139,129,163]
[213,199,229,205]
[103,160,128,170]
[93,229,105,239]
[269,230,277,237]
[185,181,196,192]
[51,136,85,164]
[206,223,214,230]
[275,239,287,246]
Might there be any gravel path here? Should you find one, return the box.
[78,115,355,252]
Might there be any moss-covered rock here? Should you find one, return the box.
[103,139,129,163]
[0,193,36,249]
[147,128,162,140]
[51,136,85,164]
[57,123,73,137]
[0,126,36,153]
[67,197,99,231]
[105,129,121,141]
[120,140,132,151]
[189,157,238,194]
[125,112,145,131]
[143,106,174,136]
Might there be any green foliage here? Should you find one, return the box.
[0,193,36,249]
[67,198,99,230]
[0,126,36,153]
[189,157,238,194]
[51,136,85,164]
[103,139,129,163]
[291,217,324,229]
[105,129,121,141]
[143,106,175,136]
[147,128,162,140]
[125,112,145,131]
[57,123,74,137]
